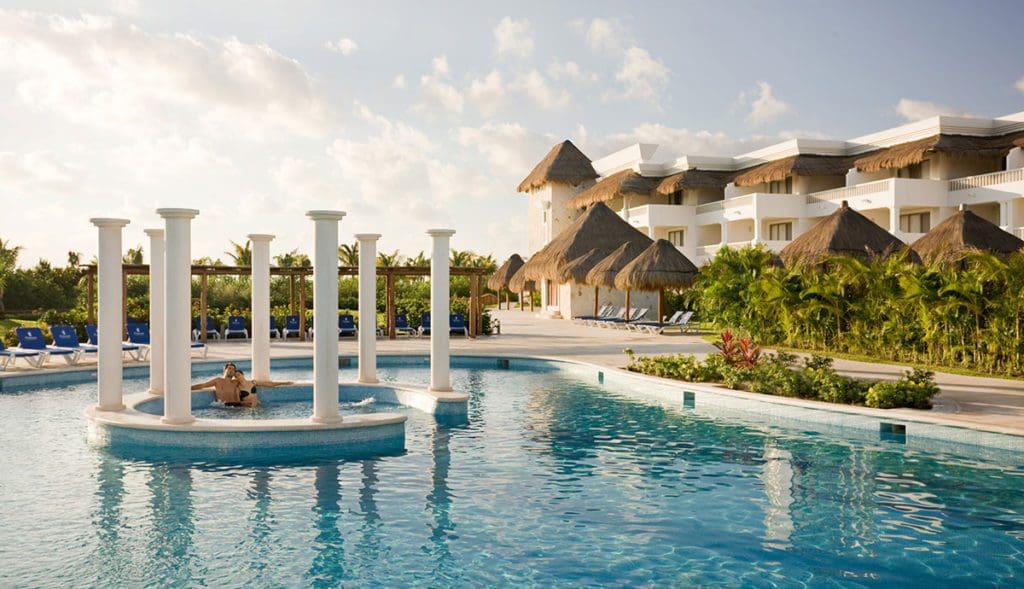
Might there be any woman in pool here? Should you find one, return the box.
[190,362,292,408]
[231,368,292,408]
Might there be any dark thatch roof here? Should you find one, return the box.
[557,249,603,284]
[655,169,735,195]
[585,241,648,287]
[566,169,660,209]
[615,239,699,291]
[508,265,536,292]
[854,133,1024,173]
[521,201,654,282]
[779,201,916,267]
[517,140,597,193]
[488,254,525,290]
[733,155,854,187]
[911,207,1024,265]
[1015,137,1024,150]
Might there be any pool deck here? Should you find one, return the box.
[5,308,1024,436]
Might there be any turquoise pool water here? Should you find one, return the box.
[2,360,1023,587]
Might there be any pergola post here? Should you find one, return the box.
[307,210,346,424]
[86,271,96,325]
[144,228,165,396]
[121,271,128,339]
[469,273,480,339]
[90,217,130,412]
[299,273,307,341]
[199,272,208,344]
[157,208,199,425]
[249,234,274,382]
[355,233,380,384]
[386,271,396,340]
[427,229,455,392]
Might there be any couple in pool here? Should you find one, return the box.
[190,362,292,408]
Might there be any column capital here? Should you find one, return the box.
[143,228,164,238]
[156,208,200,219]
[354,233,382,242]
[426,228,456,237]
[247,233,276,242]
[306,210,346,221]
[90,218,130,228]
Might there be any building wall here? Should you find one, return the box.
[557,282,661,321]
[793,174,845,194]
[933,153,1002,180]
[526,181,592,257]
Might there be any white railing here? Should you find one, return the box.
[805,179,891,205]
[695,194,754,215]
[948,167,1024,191]
[695,201,723,214]
[696,244,722,257]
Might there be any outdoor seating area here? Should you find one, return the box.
[571,306,697,333]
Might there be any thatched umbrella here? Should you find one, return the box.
[489,254,525,309]
[585,242,648,321]
[779,201,916,267]
[911,205,1024,266]
[521,201,654,283]
[614,239,698,322]
[517,140,597,193]
[508,265,536,312]
[733,155,856,187]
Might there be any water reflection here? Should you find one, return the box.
[147,463,204,584]
[92,452,126,576]
[308,462,344,588]
[245,467,274,578]
[355,460,383,561]
[759,442,794,549]
[424,425,457,581]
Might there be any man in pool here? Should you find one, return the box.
[190,362,292,408]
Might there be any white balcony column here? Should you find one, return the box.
[752,218,762,243]
[1007,147,1024,170]
[427,229,456,392]
[720,222,731,245]
[889,206,900,234]
[157,208,199,425]
[1000,200,1018,230]
[355,233,380,384]
[937,206,957,224]
[144,228,165,396]
[307,210,346,423]
[90,218,130,411]
[248,234,274,382]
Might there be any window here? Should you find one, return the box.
[768,222,793,241]
[897,160,929,179]
[667,230,685,246]
[899,212,931,233]
[767,177,793,194]
[669,193,683,205]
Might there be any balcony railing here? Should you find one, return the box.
[805,179,890,205]
[695,194,754,215]
[948,167,1024,191]
[695,201,723,214]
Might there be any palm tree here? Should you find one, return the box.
[449,249,474,267]
[405,251,428,267]
[274,249,311,268]
[123,245,144,265]
[225,240,252,266]
[338,242,359,266]
[377,250,402,268]
[0,237,22,314]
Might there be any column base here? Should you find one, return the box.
[161,416,196,425]
[358,377,379,384]
[311,414,344,424]
[429,386,453,393]
[95,403,126,412]
[146,388,164,396]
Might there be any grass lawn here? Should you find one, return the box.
[0,317,40,332]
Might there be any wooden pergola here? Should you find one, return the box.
[82,264,490,341]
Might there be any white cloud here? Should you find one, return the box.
[493,17,533,59]
[511,70,570,110]
[467,70,507,115]
[455,122,556,172]
[412,55,464,114]
[547,60,598,83]
[608,46,669,105]
[324,37,358,55]
[392,74,406,89]
[0,151,84,196]
[893,98,970,122]
[431,55,450,76]
[1017,77,1024,93]
[0,10,333,138]
[108,0,140,17]
[742,82,791,125]
[572,17,626,52]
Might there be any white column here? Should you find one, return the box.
[157,208,199,425]
[90,218,130,411]
[427,229,455,392]
[540,278,549,308]
[248,234,274,382]
[307,210,346,423]
[144,228,165,395]
[720,222,730,245]
[355,233,380,384]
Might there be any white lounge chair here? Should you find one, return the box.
[0,339,47,369]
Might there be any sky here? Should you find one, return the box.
[1,0,1022,267]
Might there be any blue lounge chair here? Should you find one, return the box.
[16,327,81,365]
[629,310,689,334]
[0,339,47,370]
[124,323,207,359]
[86,325,142,360]
[573,304,614,323]
[224,316,249,339]
[50,325,98,353]
[449,313,469,336]
[394,314,416,336]
[192,316,220,340]
[338,314,357,337]
[282,315,302,339]
[269,316,282,339]
[418,312,431,336]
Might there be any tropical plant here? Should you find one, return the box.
[338,242,359,266]
[225,240,252,266]
[0,237,22,314]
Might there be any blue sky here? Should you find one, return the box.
[1,0,1022,266]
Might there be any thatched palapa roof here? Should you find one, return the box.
[521,201,654,282]
[566,169,660,209]
[1015,137,1024,150]
[557,249,603,283]
[911,207,1024,265]
[779,201,915,267]
[855,133,1024,173]
[488,254,525,290]
[615,239,698,291]
[585,241,648,287]
[733,155,854,187]
[655,169,736,195]
[508,265,536,292]
[517,140,598,193]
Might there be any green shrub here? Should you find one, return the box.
[865,369,939,409]
[811,369,868,405]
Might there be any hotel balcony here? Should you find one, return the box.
[621,203,695,234]
[695,193,805,224]
[804,178,948,216]
[947,167,1024,206]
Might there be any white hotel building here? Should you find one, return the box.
[521,111,1024,269]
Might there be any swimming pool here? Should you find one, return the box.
[2,357,1023,586]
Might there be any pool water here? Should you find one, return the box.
[2,362,1023,587]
